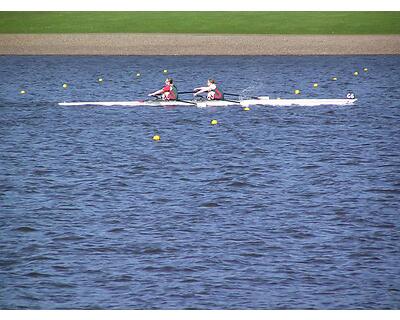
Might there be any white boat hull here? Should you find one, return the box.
[58,98,357,107]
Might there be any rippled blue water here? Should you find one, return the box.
[0,55,399,309]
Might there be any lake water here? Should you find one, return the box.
[0,55,399,309]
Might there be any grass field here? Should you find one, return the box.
[0,12,399,34]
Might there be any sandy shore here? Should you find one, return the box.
[1,34,399,55]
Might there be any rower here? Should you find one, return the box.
[193,79,224,100]
[148,78,178,100]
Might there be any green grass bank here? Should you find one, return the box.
[0,12,399,34]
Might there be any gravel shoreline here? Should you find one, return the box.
[1,34,399,55]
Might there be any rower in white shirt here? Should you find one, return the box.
[193,79,224,100]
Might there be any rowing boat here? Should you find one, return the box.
[58,97,357,107]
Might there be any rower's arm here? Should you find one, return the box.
[193,86,210,96]
[148,89,164,96]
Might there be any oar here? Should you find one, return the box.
[175,98,198,106]
[177,91,196,94]
[186,96,246,106]
[149,94,197,106]
[175,98,249,108]
[224,92,240,97]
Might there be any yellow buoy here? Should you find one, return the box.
[136,73,141,77]
[313,83,318,88]
[363,68,368,72]
[20,90,26,94]
[243,107,251,111]
[152,135,160,141]
[98,78,103,82]
[294,89,300,95]
[62,83,68,89]
[353,71,359,76]
[211,119,218,125]
[332,77,338,81]
[163,69,168,74]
